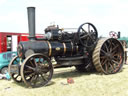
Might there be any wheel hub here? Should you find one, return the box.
[35,66,42,74]
[106,53,112,60]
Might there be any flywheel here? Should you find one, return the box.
[93,38,124,74]
[77,22,98,47]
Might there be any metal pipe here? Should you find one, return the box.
[118,31,120,38]
[27,7,36,40]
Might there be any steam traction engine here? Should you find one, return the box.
[9,7,124,88]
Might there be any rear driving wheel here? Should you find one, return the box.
[93,38,124,74]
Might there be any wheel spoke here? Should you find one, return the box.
[41,74,48,82]
[112,45,119,51]
[112,50,118,55]
[107,40,113,52]
[25,65,35,70]
[39,57,42,63]
[90,31,96,40]
[81,27,87,33]
[104,43,109,52]
[101,59,107,66]
[30,75,38,85]
[113,56,121,62]
[112,53,119,57]
[25,72,35,78]
[24,70,33,74]
[29,60,35,67]
[33,57,38,66]
[14,74,19,79]
[108,62,114,71]
[33,75,39,85]
[105,63,108,72]
[80,34,88,39]
[100,55,107,59]
[101,49,107,55]
[88,34,95,41]
[88,24,90,32]
[30,76,35,84]
[112,60,119,65]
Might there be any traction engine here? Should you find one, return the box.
[9,7,124,88]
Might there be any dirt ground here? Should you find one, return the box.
[0,64,128,96]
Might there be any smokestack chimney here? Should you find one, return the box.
[27,7,36,40]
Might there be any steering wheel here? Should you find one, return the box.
[77,22,98,47]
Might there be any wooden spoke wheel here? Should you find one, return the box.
[77,22,98,47]
[8,56,22,83]
[93,38,124,74]
[21,53,53,88]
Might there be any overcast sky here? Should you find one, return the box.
[0,0,128,37]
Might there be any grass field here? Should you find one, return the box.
[0,64,128,96]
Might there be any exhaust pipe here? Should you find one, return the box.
[27,7,36,40]
[118,31,120,38]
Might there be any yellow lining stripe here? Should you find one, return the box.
[76,46,79,53]
[71,42,73,55]
[47,41,52,56]
[63,43,66,55]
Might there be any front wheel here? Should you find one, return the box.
[8,56,22,83]
[20,53,53,88]
[1,67,8,74]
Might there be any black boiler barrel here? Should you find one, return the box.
[18,41,49,58]
[45,42,78,56]
[18,41,79,58]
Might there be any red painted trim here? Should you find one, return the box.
[0,32,44,53]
